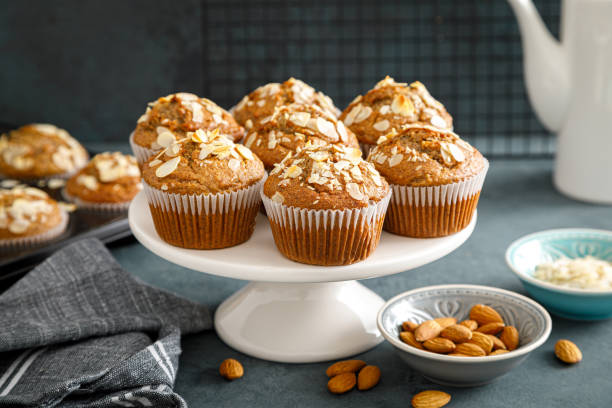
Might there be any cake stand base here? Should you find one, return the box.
[214,280,385,363]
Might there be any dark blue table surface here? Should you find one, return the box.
[111,159,612,407]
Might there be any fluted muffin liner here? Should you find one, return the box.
[142,177,265,249]
[129,132,159,166]
[384,160,489,238]
[62,189,133,212]
[0,210,68,253]
[261,191,391,266]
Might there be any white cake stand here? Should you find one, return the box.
[128,192,476,363]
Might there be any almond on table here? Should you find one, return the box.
[357,365,381,391]
[411,390,451,408]
[327,372,357,394]
[219,358,244,380]
[555,339,582,364]
[326,359,367,377]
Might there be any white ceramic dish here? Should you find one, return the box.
[129,191,477,363]
[377,284,552,387]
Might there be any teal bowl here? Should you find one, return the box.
[506,228,612,320]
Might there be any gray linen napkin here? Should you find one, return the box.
[0,238,211,407]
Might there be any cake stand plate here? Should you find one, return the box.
[129,192,476,363]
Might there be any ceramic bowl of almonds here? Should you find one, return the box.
[377,284,552,387]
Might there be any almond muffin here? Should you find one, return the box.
[232,77,340,131]
[65,152,141,210]
[340,76,453,154]
[262,142,390,265]
[0,186,68,250]
[0,124,88,179]
[130,92,244,164]
[368,125,488,238]
[142,128,265,249]
[244,103,360,170]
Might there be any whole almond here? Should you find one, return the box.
[219,358,244,380]
[499,326,519,351]
[402,321,419,332]
[489,349,510,356]
[423,337,456,354]
[488,334,507,351]
[328,372,357,394]
[469,304,504,325]
[441,324,472,343]
[476,322,505,335]
[415,320,443,342]
[357,365,381,391]
[326,359,367,377]
[411,390,451,408]
[434,317,457,329]
[555,339,582,364]
[400,331,425,350]
[455,342,486,357]
[469,331,494,353]
[459,319,479,331]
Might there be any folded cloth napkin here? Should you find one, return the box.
[0,238,211,407]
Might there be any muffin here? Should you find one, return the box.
[368,125,488,238]
[65,152,141,210]
[244,103,360,170]
[0,124,88,179]
[232,77,340,130]
[340,76,453,154]
[262,142,391,266]
[142,128,266,249]
[0,186,68,250]
[130,92,244,164]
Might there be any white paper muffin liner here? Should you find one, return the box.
[389,160,489,207]
[62,189,132,212]
[142,176,265,249]
[261,190,391,265]
[0,210,68,252]
[129,132,160,165]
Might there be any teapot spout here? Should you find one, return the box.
[507,0,570,132]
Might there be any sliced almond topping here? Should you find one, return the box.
[343,104,362,126]
[391,94,415,116]
[157,131,176,148]
[336,121,348,143]
[244,133,257,149]
[285,165,302,178]
[354,106,372,123]
[271,192,284,203]
[447,143,465,162]
[430,115,447,128]
[373,120,390,132]
[346,182,364,201]
[389,153,403,167]
[316,117,338,141]
[165,143,181,157]
[228,158,241,172]
[235,144,254,160]
[155,156,181,178]
[379,105,390,114]
[245,119,253,129]
[289,112,311,127]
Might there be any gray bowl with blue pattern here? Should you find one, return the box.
[506,228,612,320]
[377,284,552,387]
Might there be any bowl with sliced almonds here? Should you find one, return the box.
[377,284,552,387]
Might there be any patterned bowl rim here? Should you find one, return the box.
[376,284,552,363]
[506,228,612,296]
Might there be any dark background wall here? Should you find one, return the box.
[0,0,560,157]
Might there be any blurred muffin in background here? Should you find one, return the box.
[340,76,453,154]
[0,124,88,180]
[65,152,141,211]
[244,103,359,170]
[232,77,340,131]
[0,186,68,251]
[368,125,487,238]
[130,92,244,164]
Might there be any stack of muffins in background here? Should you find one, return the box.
[137,76,487,266]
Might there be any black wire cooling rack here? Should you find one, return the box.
[201,0,561,158]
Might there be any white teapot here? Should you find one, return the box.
[507,0,612,204]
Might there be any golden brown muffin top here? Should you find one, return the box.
[232,77,340,130]
[65,152,142,204]
[142,128,265,195]
[133,92,244,148]
[0,124,88,179]
[0,186,63,238]
[244,103,360,170]
[340,76,453,146]
[367,125,486,186]
[264,142,389,210]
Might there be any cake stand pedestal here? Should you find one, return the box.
[129,192,476,363]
